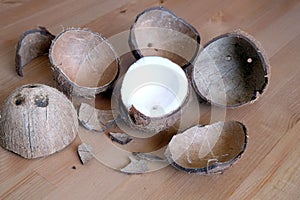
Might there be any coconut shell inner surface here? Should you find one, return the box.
[165,121,247,174]
[192,31,269,107]
[129,7,200,68]
[50,29,119,88]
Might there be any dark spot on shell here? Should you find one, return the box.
[14,95,25,106]
[34,95,49,107]
[147,43,153,47]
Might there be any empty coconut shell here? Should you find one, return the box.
[16,26,55,76]
[49,28,120,97]
[0,84,78,159]
[192,30,269,107]
[165,121,247,174]
[129,6,200,68]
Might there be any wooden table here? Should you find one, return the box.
[0,0,299,199]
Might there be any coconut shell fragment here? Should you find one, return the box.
[121,156,148,174]
[132,152,165,162]
[165,121,247,174]
[109,132,132,145]
[78,143,93,165]
[0,84,78,159]
[129,6,200,68]
[192,30,269,107]
[49,28,120,97]
[16,26,55,76]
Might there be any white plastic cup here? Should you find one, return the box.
[120,56,189,134]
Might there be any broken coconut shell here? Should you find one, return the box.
[0,84,78,159]
[129,6,200,68]
[16,26,55,76]
[78,143,93,165]
[49,28,120,97]
[165,121,247,174]
[120,156,148,174]
[192,30,269,107]
[109,132,133,145]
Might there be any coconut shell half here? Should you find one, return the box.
[49,28,120,97]
[165,121,247,174]
[192,30,269,107]
[0,84,78,159]
[16,26,55,76]
[129,6,200,68]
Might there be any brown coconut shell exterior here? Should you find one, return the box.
[0,84,78,159]
[16,26,55,77]
[165,121,247,174]
[129,6,200,68]
[192,30,269,108]
[49,28,120,97]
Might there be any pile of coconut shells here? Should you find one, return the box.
[0,6,269,175]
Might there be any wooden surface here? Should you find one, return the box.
[0,0,300,199]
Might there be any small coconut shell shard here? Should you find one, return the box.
[0,84,78,159]
[129,6,200,68]
[49,28,120,97]
[16,26,55,76]
[121,156,148,174]
[165,121,247,174]
[78,143,93,165]
[192,30,269,107]
[109,132,132,145]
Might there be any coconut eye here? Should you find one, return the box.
[34,95,49,107]
[14,94,25,106]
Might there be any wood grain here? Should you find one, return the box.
[0,0,299,199]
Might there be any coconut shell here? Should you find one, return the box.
[0,84,78,159]
[192,30,269,107]
[165,121,247,174]
[78,143,93,165]
[16,26,55,76]
[132,152,165,162]
[129,6,200,68]
[109,132,132,145]
[49,28,120,97]
[121,156,149,174]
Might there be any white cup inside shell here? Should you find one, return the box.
[121,56,189,118]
